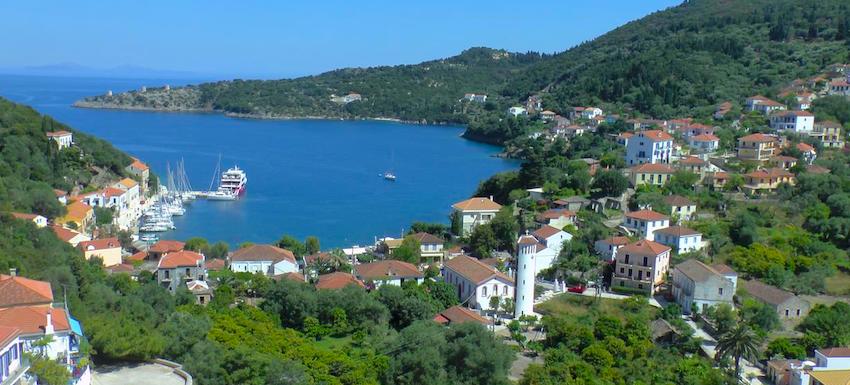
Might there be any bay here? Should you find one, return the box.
[0,74,516,248]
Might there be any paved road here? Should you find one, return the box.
[93,363,185,385]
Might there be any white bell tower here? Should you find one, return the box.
[515,233,537,318]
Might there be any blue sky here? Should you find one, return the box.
[1,0,681,79]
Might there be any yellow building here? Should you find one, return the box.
[811,121,845,149]
[737,133,778,163]
[742,168,795,194]
[629,163,675,187]
[78,237,123,266]
[57,201,93,233]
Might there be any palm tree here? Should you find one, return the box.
[715,324,760,380]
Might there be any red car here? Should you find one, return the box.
[567,285,586,294]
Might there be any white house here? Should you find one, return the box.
[625,130,673,166]
[10,213,47,228]
[354,260,424,288]
[0,326,26,385]
[462,93,487,103]
[769,110,814,133]
[452,197,502,237]
[443,256,514,312]
[663,195,697,221]
[790,348,850,385]
[46,130,73,150]
[50,225,91,247]
[524,225,573,275]
[408,232,445,265]
[745,95,786,115]
[623,210,670,240]
[687,134,720,154]
[671,259,736,314]
[653,226,703,253]
[594,236,631,263]
[526,187,544,201]
[612,240,671,294]
[507,106,528,117]
[580,107,603,120]
[535,209,576,229]
[229,244,298,276]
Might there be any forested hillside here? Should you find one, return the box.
[0,97,130,218]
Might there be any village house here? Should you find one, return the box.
[677,123,716,138]
[617,132,634,146]
[611,240,671,295]
[668,118,694,131]
[744,95,786,115]
[526,187,544,201]
[433,305,489,326]
[574,106,603,120]
[796,142,817,165]
[714,101,733,119]
[790,348,850,385]
[742,168,796,194]
[670,260,736,314]
[677,156,709,177]
[594,236,631,263]
[46,130,73,149]
[687,133,720,154]
[540,110,557,121]
[452,197,502,237]
[737,133,778,163]
[741,280,810,320]
[523,225,573,275]
[126,157,150,193]
[625,130,673,166]
[663,195,697,221]
[553,196,591,212]
[354,260,423,288]
[408,232,445,265]
[443,256,514,312]
[462,93,487,103]
[157,250,206,293]
[536,208,576,229]
[769,110,814,133]
[704,171,729,191]
[771,155,798,170]
[78,238,122,267]
[654,226,703,253]
[0,326,26,385]
[54,189,68,205]
[623,210,670,240]
[148,240,185,260]
[766,359,802,385]
[811,121,845,149]
[57,201,93,233]
[507,106,527,117]
[315,272,364,290]
[629,163,675,188]
[793,91,815,110]
[229,244,298,276]
[10,212,47,228]
[186,280,213,306]
[829,77,850,96]
[50,225,90,247]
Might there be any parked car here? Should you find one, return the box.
[568,285,586,294]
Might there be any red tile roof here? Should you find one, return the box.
[79,237,120,251]
[631,163,675,173]
[128,251,148,262]
[105,263,135,274]
[771,110,813,117]
[806,165,830,174]
[46,130,72,137]
[50,225,83,243]
[0,326,20,347]
[444,256,513,285]
[354,260,423,281]
[679,156,707,165]
[315,272,364,290]
[691,133,719,142]
[537,209,576,221]
[532,225,563,240]
[158,251,204,269]
[231,244,296,264]
[53,189,67,197]
[654,226,701,237]
[205,258,226,271]
[150,240,185,254]
[0,275,54,308]
[637,130,673,141]
[0,306,70,335]
[409,232,444,245]
[746,168,794,179]
[102,187,126,198]
[796,142,815,153]
[600,236,631,246]
[11,212,39,221]
[663,195,694,207]
[129,157,150,171]
[625,210,669,221]
[452,197,502,211]
[433,306,489,325]
[517,234,539,246]
[739,133,777,143]
[820,347,850,358]
[618,240,671,256]
[273,272,306,283]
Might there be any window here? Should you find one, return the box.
[503,286,508,295]
[624,254,630,264]
[619,281,624,287]
[638,284,643,289]
[718,287,723,296]
[642,256,648,266]
[482,287,487,297]
[620,267,624,274]
[796,309,801,316]
[185,268,191,276]
[628,268,633,277]
[493,284,498,294]
[199,296,205,304]
[785,309,790,317]
[164,270,170,279]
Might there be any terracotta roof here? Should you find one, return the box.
[444,256,513,285]
[679,156,707,165]
[820,347,850,358]
[517,234,539,246]
[129,157,149,171]
[205,258,226,271]
[79,237,120,252]
[315,272,364,290]
[600,236,631,246]
[354,260,422,281]
[452,197,502,212]
[0,275,54,307]
[742,280,796,306]
[118,178,138,189]
[11,212,40,221]
[746,168,794,179]
[128,251,147,262]
[796,142,815,152]
[433,306,488,325]
[158,250,204,269]
[663,195,694,207]
[636,130,673,141]
[0,306,70,335]
[655,226,701,237]
[63,201,92,222]
[711,264,737,275]
[102,187,126,198]
[771,110,813,117]
[537,209,576,221]
[231,244,296,264]
[739,133,777,143]
[50,225,83,242]
[409,232,444,245]
[53,189,67,197]
[691,133,719,142]
[618,132,634,139]
[618,240,671,256]
[625,210,669,221]
[806,165,830,174]
[149,240,185,254]
[105,263,135,274]
[747,95,784,106]
[45,130,72,137]
[273,272,306,283]
[631,163,675,173]
[0,326,20,347]
[766,359,801,373]
[532,225,563,240]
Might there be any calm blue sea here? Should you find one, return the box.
[0,74,516,248]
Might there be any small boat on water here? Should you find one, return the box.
[140,234,159,243]
[205,190,237,201]
[383,172,396,181]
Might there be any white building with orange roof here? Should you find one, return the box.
[594,236,631,263]
[795,142,817,164]
[687,133,720,154]
[78,237,122,266]
[518,225,573,275]
[745,95,786,115]
[452,197,502,236]
[623,210,670,240]
[50,225,90,247]
[769,110,814,133]
[737,133,778,162]
[10,212,47,228]
[443,255,514,311]
[46,130,73,149]
[625,130,673,166]
[611,239,671,294]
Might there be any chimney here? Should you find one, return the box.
[45,306,54,335]
[489,195,494,201]
[9,268,16,277]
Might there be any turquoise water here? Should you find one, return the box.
[0,75,516,248]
